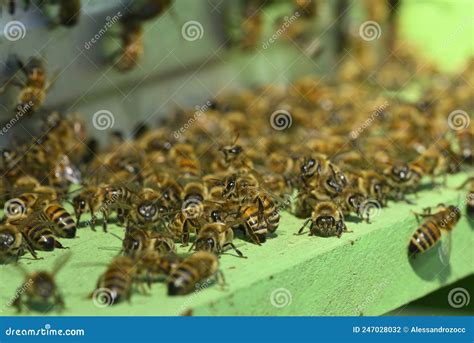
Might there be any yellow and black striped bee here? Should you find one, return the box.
[39,203,77,238]
[191,222,245,258]
[114,0,173,72]
[91,256,136,305]
[297,201,349,237]
[135,251,180,286]
[456,127,473,164]
[122,227,175,258]
[167,251,222,296]
[0,223,38,263]
[13,253,70,312]
[19,219,67,251]
[238,201,268,245]
[409,205,461,257]
[1,56,56,115]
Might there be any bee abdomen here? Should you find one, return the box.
[408,222,440,255]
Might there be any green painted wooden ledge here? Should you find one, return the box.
[0,172,473,316]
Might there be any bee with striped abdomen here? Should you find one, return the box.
[167,251,222,296]
[91,256,136,305]
[409,205,461,258]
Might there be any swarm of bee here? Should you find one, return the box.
[1,27,472,311]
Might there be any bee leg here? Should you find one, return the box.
[245,226,262,245]
[223,242,247,258]
[180,220,190,246]
[55,241,68,249]
[217,270,227,290]
[12,294,22,312]
[101,209,109,233]
[55,293,65,312]
[89,215,97,231]
[296,218,311,235]
[24,239,39,259]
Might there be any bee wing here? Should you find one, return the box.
[438,231,452,266]
[52,252,72,275]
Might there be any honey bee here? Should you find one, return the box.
[0,223,38,263]
[409,205,461,258]
[297,201,349,237]
[114,0,173,72]
[35,203,77,238]
[122,227,176,257]
[167,210,201,245]
[457,177,474,219]
[114,22,144,72]
[335,188,368,222]
[19,219,67,251]
[13,253,70,312]
[191,222,245,258]
[91,256,136,305]
[1,56,57,115]
[135,251,180,286]
[239,0,264,50]
[167,251,222,296]
[212,136,254,173]
[73,184,136,232]
[131,187,168,230]
[382,163,419,201]
[238,201,268,245]
[456,127,473,164]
